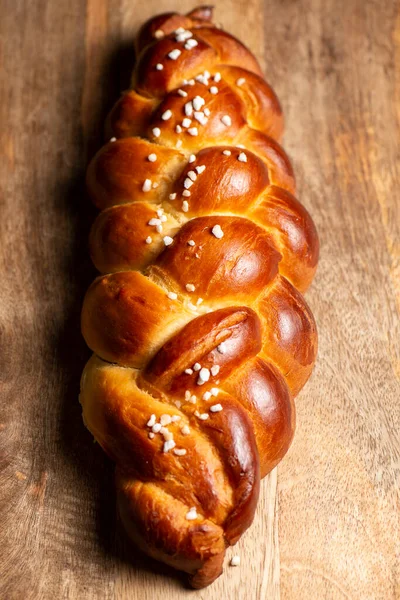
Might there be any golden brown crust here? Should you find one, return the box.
[116,475,227,589]
[86,137,186,210]
[80,6,319,588]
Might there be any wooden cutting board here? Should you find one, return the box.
[1,1,399,598]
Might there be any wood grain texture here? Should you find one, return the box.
[263,2,400,599]
[0,0,398,599]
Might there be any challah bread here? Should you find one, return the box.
[80,6,319,589]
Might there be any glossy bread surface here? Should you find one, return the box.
[80,6,319,589]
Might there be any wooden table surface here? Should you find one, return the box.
[1,0,399,598]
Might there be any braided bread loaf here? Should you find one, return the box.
[80,6,319,589]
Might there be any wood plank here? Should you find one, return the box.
[263,1,400,598]
[105,2,280,598]
[1,0,399,598]
[0,0,119,598]
[0,0,279,598]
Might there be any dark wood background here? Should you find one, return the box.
[1,0,399,598]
